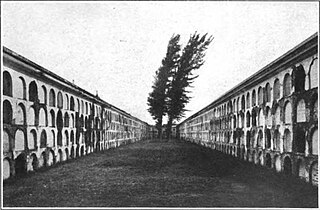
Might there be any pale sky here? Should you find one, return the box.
[2,2,319,125]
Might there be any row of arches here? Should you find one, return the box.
[3,59,150,181]
[4,70,148,127]
[3,70,95,114]
[3,100,76,128]
[3,124,143,154]
[191,124,318,156]
[249,152,318,186]
[191,139,318,186]
[200,59,317,119]
[2,128,146,180]
[3,128,78,152]
[202,94,317,132]
[3,99,142,135]
[3,145,84,179]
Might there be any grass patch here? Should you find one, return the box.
[3,139,318,207]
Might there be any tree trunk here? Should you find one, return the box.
[166,117,173,140]
[157,118,163,140]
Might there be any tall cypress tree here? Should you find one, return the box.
[147,34,181,138]
[166,32,213,138]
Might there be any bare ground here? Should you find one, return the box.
[3,139,318,207]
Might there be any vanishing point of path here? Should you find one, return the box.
[3,139,318,207]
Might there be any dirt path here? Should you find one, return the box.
[3,139,318,207]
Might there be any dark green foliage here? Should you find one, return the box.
[147,34,181,137]
[148,32,213,139]
[166,32,213,138]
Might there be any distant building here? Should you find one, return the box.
[148,126,158,138]
[162,123,177,138]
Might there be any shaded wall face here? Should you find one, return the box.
[178,42,318,184]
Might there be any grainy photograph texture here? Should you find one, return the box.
[1,1,319,208]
